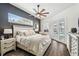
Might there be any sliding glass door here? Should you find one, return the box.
[53,18,65,43]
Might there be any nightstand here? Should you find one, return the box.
[0,38,16,56]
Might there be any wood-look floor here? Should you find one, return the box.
[4,39,70,56]
[44,39,70,56]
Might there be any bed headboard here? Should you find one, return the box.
[13,25,33,37]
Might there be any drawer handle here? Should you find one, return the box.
[3,42,15,48]
[4,45,14,49]
[4,41,14,44]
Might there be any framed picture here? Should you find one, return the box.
[8,13,33,26]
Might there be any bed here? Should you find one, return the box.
[13,25,51,56]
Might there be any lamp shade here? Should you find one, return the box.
[4,29,12,34]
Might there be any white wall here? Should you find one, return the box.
[41,4,79,44]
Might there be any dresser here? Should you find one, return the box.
[0,38,16,56]
[68,33,79,56]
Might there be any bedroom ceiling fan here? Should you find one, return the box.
[33,5,49,18]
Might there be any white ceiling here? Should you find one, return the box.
[11,3,76,19]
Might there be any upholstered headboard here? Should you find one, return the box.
[13,25,33,37]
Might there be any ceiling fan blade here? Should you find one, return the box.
[36,13,39,15]
[42,12,49,14]
[33,9,37,12]
[41,14,47,17]
[40,9,45,13]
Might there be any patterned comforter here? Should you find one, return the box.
[16,34,51,55]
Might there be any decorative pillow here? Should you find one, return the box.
[24,30,31,36]
[28,30,36,35]
[16,31,22,36]
[15,29,36,37]
[16,30,26,36]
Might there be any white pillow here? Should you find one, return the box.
[24,30,30,36]
[16,29,36,36]
[29,30,36,35]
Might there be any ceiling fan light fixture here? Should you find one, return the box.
[33,4,49,18]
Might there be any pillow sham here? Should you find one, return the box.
[15,29,36,36]
[28,30,36,35]
[16,31,23,36]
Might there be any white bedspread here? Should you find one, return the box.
[16,34,51,55]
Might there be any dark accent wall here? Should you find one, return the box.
[0,3,40,31]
